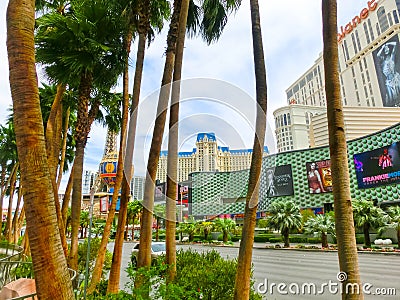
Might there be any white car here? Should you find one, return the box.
[130,242,166,267]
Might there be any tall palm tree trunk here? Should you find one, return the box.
[136,0,181,283]
[165,0,190,283]
[101,34,132,294]
[363,223,371,247]
[322,1,363,299]
[5,162,18,242]
[45,84,69,256]
[69,72,99,271]
[62,164,73,226]
[234,0,267,298]
[11,184,22,244]
[57,106,71,189]
[6,0,75,297]
[1,163,18,241]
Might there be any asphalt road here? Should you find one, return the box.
[108,242,400,299]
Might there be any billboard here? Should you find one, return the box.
[353,142,400,189]
[372,34,400,107]
[265,164,294,197]
[306,159,332,194]
[154,182,166,203]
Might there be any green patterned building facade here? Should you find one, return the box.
[190,123,400,218]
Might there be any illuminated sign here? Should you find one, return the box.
[353,142,400,189]
[337,0,378,43]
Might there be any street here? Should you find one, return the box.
[108,242,400,299]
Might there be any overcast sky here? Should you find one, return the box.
[0,0,369,190]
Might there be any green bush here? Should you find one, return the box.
[289,236,308,243]
[77,238,112,280]
[254,235,269,242]
[269,237,283,243]
[307,237,322,244]
[217,233,231,241]
[231,235,241,242]
[356,235,365,244]
[172,249,261,300]
[123,249,262,300]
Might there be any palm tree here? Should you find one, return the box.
[352,199,388,247]
[105,0,170,294]
[197,221,213,241]
[164,0,190,282]
[178,221,197,242]
[136,1,183,288]
[266,200,302,247]
[234,0,267,298]
[35,0,127,271]
[304,214,335,248]
[213,218,236,243]
[6,0,74,297]
[386,205,400,248]
[127,200,142,240]
[322,1,363,298]
[80,210,90,238]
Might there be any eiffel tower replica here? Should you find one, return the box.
[84,127,119,215]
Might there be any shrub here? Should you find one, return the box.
[124,249,262,299]
[77,238,112,280]
[231,235,241,242]
[254,234,277,243]
[356,235,365,244]
[269,237,283,243]
[217,233,231,241]
[307,237,322,244]
[289,236,308,243]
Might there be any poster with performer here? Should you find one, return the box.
[265,165,294,197]
[306,159,332,194]
[353,142,400,189]
[372,35,400,107]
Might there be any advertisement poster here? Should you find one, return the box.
[100,196,108,213]
[265,165,294,197]
[306,159,332,194]
[154,182,166,202]
[372,34,400,107]
[353,142,400,189]
[178,184,189,205]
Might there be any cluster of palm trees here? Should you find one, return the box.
[261,199,400,250]
[177,217,237,243]
[4,0,373,298]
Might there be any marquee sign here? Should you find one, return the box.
[337,0,378,43]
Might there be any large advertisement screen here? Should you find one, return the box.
[372,34,400,107]
[306,159,332,194]
[266,164,294,197]
[353,142,400,189]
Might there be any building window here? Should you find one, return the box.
[363,23,371,44]
[378,7,389,32]
[388,12,393,27]
[376,23,381,36]
[355,30,361,52]
[368,19,375,41]
[343,40,350,61]
[351,33,358,54]
[393,10,399,24]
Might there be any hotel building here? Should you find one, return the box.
[274,0,400,152]
[156,132,269,182]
